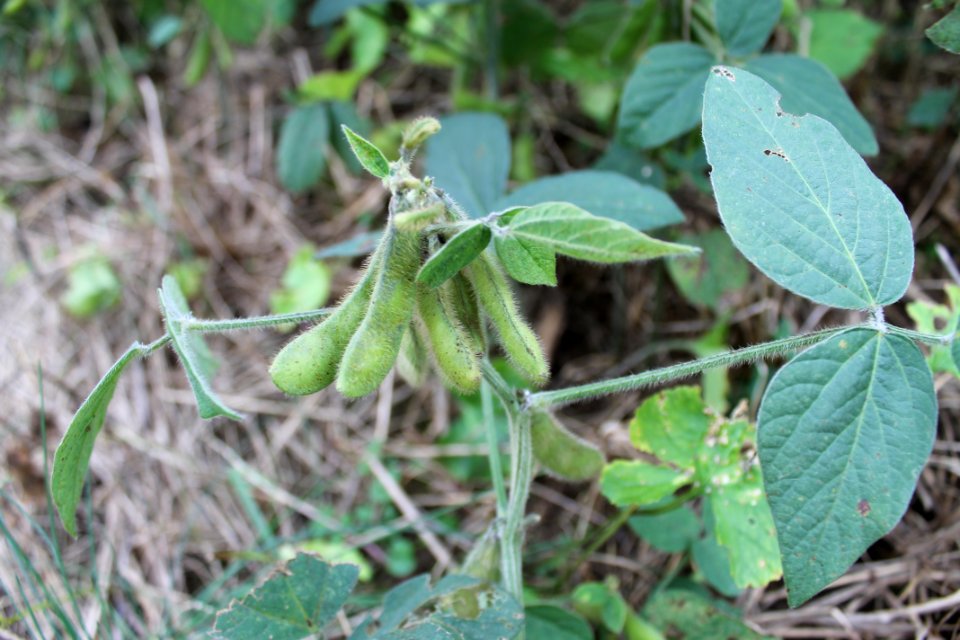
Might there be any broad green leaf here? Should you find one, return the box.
[277,104,329,194]
[715,0,782,57]
[425,112,510,217]
[709,466,782,588]
[501,202,696,266]
[159,276,241,421]
[666,229,749,310]
[601,461,692,507]
[213,555,359,639]
[61,254,121,319]
[494,232,557,286]
[906,87,958,129]
[628,506,701,553]
[702,66,911,309]
[269,245,332,328]
[525,605,592,640]
[341,125,390,178]
[200,0,267,45]
[618,43,716,149]
[417,223,492,288]
[571,582,629,634]
[643,591,768,639]
[927,4,960,54]
[758,328,937,606]
[350,574,524,640]
[744,54,878,155]
[630,386,710,470]
[497,170,684,232]
[806,9,884,79]
[594,141,666,188]
[147,15,183,48]
[309,0,475,26]
[53,342,148,536]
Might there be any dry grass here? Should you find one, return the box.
[2,3,960,638]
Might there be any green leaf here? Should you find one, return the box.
[618,43,715,149]
[497,170,684,232]
[666,229,749,310]
[341,125,391,178]
[159,276,241,421]
[147,15,183,48]
[906,87,958,129]
[213,555,359,639]
[270,245,332,327]
[52,342,148,536]
[691,533,741,597]
[500,202,696,267]
[715,0,782,57]
[525,605,592,640]
[277,104,329,194]
[417,223,493,288]
[315,230,383,259]
[327,101,368,174]
[643,590,768,639]
[905,284,960,376]
[630,386,710,470]
[494,230,557,286]
[927,4,960,54]
[425,112,511,217]
[350,574,524,640]
[298,70,364,102]
[744,54,878,155]
[200,0,268,45]
[702,66,911,309]
[629,506,701,553]
[571,582,629,633]
[758,328,937,606]
[601,461,692,507]
[594,141,666,188]
[61,254,122,319]
[708,465,782,589]
[806,9,884,79]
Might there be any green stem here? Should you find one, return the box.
[141,334,172,354]
[501,407,533,602]
[528,325,856,409]
[885,323,953,346]
[481,377,508,518]
[182,309,332,333]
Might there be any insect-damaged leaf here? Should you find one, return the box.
[758,328,937,606]
[52,342,148,536]
[417,222,492,288]
[213,555,359,639]
[159,275,241,420]
[702,66,911,309]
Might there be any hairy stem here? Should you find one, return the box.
[528,325,858,409]
[501,408,533,602]
[182,309,332,333]
[481,377,508,518]
[885,323,954,346]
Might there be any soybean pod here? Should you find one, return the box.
[336,225,421,397]
[269,246,384,396]
[416,280,482,395]
[466,252,549,386]
[530,409,605,482]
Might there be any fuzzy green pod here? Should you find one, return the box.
[336,225,421,397]
[416,281,482,395]
[530,409,605,482]
[396,325,429,389]
[449,273,484,348]
[269,249,383,395]
[466,252,548,386]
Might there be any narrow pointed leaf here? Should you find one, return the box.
[496,170,684,232]
[342,125,390,178]
[702,66,912,309]
[159,275,241,420]
[502,202,697,265]
[417,223,492,288]
[213,555,359,639]
[715,0,782,57]
[53,342,149,536]
[758,328,937,606]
